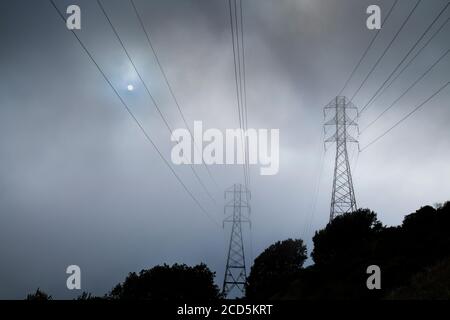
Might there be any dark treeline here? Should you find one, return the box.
[249,202,450,299]
[27,201,450,300]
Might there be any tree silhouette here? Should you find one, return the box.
[267,202,450,299]
[246,239,307,299]
[312,209,382,266]
[293,209,385,299]
[26,288,52,301]
[387,257,450,300]
[109,263,221,300]
[76,292,104,300]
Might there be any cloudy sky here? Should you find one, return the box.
[0,0,449,299]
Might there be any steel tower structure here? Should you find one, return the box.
[222,184,251,297]
[324,96,359,221]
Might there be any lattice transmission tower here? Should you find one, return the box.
[222,184,251,298]
[324,96,359,221]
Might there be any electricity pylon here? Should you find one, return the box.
[324,96,359,221]
[222,184,251,298]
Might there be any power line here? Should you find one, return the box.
[338,0,399,96]
[96,0,218,205]
[344,0,422,133]
[360,2,450,114]
[363,15,450,114]
[239,0,248,138]
[227,3,253,278]
[349,148,360,201]
[361,48,449,134]
[237,0,253,267]
[234,0,250,191]
[248,220,254,269]
[239,0,251,190]
[129,0,220,191]
[360,82,449,152]
[303,144,326,241]
[48,0,220,227]
[228,0,249,192]
[352,146,360,174]
[234,0,247,189]
[350,0,422,104]
[303,126,327,240]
